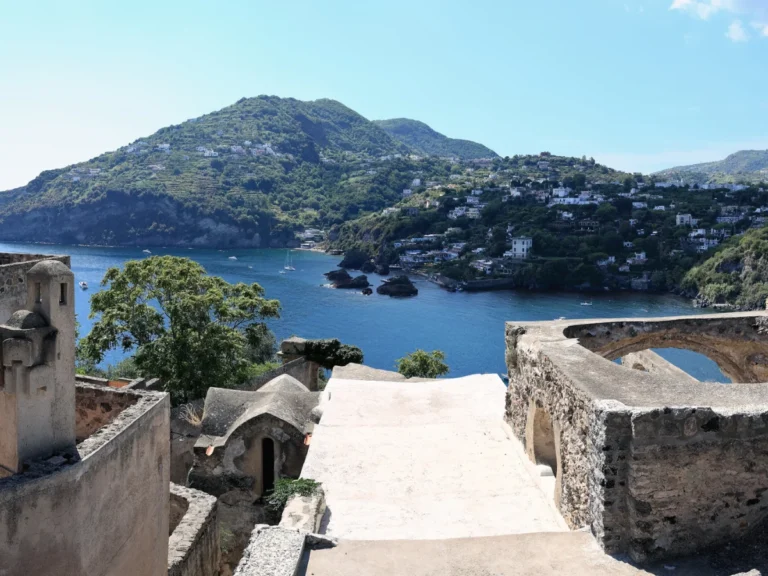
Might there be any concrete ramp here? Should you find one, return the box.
[300,374,567,540]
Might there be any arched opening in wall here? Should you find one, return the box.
[262,437,275,495]
[617,348,731,383]
[532,406,558,477]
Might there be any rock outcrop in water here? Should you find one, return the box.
[377,275,417,297]
[324,269,370,289]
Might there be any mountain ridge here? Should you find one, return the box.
[654,150,768,184]
[373,118,498,160]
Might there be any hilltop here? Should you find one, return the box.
[374,118,498,160]
[654,150,768,185]
[0,96,457,247]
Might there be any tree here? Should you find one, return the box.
[79,256,280,403]
[396,349,449,378]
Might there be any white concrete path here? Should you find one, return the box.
[300,374,568,540]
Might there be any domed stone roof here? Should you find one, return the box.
[5,309,48,330]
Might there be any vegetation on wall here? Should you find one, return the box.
[265,478,322,523]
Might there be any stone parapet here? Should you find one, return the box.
[169,483,220,576]
[505,312,768,563]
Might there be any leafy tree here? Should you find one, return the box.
[79,256,280,403]
[396,349,449,378]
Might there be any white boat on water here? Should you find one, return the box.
[228,256,237,260]
[142,249,152,254]
[580,301,593,306]
[79,281,88,290]
[283,250,296,271]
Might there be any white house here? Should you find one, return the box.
[382,207,400,216]
[653,205,666,211]
[632,202,648,209]
[471,189,484,196]
[676,214,693,226]
[231,145,245,154]
[627,252,647,265]
[552,187,571,198]
[402,189,413,197]
[466,208,481,219]
[204,150,219,157]
[412,178,421,187]
[507,236,533,259]
[470,259,494,274]
[156,143,171,152]
[466,196,481,205]
[560,211,574,220]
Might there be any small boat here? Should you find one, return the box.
[79,281,88,290]
[247,265,253,269]
[228,256,237,260]
[283,250,296,271]
[580,301,593,306]
[142,249,152,255]
[279,270,286,274]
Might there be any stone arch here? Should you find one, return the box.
[564,317,768,383]
[525,400,562,506]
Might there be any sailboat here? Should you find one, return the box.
[284,250,296,271]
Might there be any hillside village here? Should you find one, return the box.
[330,153,768,295]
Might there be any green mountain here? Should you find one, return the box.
[682,227,768,310]
[0,96,456,247]
[655,150,768,184]
[373,118,498,160]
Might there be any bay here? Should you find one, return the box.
[0,242,728,382]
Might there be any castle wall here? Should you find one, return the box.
[506,314,768,563]
[0,384,170,576]
[0,254,70,325]
[169,483,220,576]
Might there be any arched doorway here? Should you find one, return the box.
[531,407,558,476]
[262,437,275,494]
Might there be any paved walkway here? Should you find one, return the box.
[300,374,567,540]
[301,532,650,576]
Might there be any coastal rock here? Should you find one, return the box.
[338,249,369,270]
[375,264,390,276]
[325,269,370,289]
[377,275,418,297]
[324,269,351,283]
[360,261,376,274]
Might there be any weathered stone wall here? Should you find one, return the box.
[169,483,220,576]
[0,254,70,324]
[245,357,318,392]
[626,408,768,561]
[279,486,326,532]
[0,386,170,576]
[74,384,140,441]
[505,324,605,535]
[506,314,768,563]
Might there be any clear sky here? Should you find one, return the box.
[2,0,768,189]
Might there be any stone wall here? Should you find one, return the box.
[0,385,170,576]
[74,383,140,441]
[626,408,768,561]
[169,483,220,576]
[505,314,768,563]
[0,254,70,324]
[245,357,318,392]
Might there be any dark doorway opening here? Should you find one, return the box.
[262,437,275,495]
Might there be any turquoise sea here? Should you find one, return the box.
[0,242,729,382]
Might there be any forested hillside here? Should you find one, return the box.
[374,118,498,160]
[682,227,768,309]
[0,96,456,247]
[655,150,768,185]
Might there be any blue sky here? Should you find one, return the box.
[2,0,768,189]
